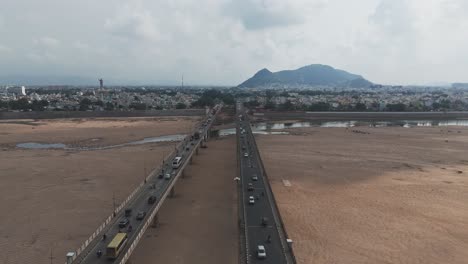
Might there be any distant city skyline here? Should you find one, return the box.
[1,0,468,86]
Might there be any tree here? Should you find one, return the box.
[176,102,187,109]
[355,102,367,111]
[386,103,406,112]
[79,98,92,111]
[221,94,235,105]
[10,98,30,111]
[264,100,276,109]
[105,102,115,111]
[129,102,147,110]
[308,102,330,111]
[94,100,104,107]
[244,100,260,108]
[279,100,294,110]
[0,100,9,109]
[30,99,48,111]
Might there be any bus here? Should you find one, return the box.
[172,157,182,169]
[106,233,128,259]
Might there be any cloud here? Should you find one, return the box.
[0,44,11,53]
[35,37,61,48]
[224,0,326,30]
[104,4,164,43]
[1,0,468,85]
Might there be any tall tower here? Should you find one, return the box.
[99,78,103,89]
[181,74,184,89]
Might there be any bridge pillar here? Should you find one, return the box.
[169,186,175,198]
[195,147,199,155]
[190,156,193,164]
[152,213,159,228]
[181,169,185,179]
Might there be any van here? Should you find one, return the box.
[172,157,182,169]
[124,208,132,217]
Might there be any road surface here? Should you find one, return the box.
[237,103,295,264]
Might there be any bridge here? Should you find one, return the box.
[236,102,296,264]
[65,105,222,264]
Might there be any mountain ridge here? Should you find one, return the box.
[238,64,372,88]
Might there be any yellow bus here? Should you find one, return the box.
[106,233,128,259]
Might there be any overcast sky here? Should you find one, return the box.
[1,0,468,85]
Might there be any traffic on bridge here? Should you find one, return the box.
[67,105,221,264]
[236,102,295,264]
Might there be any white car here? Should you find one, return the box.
[249,196,255,205]
[244,153,249,158]
[164,173,171,180]
[257,245,266,259]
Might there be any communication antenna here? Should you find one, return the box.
[181,74,184,89]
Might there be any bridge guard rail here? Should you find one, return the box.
[118,107,221,263]
[67,111,213,264]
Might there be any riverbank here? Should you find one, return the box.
[252,111,468,122]
[0,116,199,149]
[256,126,468,264]
[0,117,197,264]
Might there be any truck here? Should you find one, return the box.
[193,131,200,140]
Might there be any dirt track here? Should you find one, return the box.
[131,136,239,264]
[256,126,468,264]
[0,117,197,264]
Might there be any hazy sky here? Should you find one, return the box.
[1,0,468,85]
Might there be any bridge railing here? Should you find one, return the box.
[117,106,221,264]
[68,114,209,264]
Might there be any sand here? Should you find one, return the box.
[130,136,239,264]
[256,126,468,264]
[0,116,199,148]
[0,117,198,264]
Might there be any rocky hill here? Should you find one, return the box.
[238,64,372,88]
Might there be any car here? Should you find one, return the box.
[257,245,266,259]
[148,195,157,204]
[164,173,171,180]
[124,208,132,217]
[158,173,164,179]
[261,217,269,227]
[136,211,146,220]
[249,196,255,205]
[242,146,246,150]
[118,218,130,228]
[247,183,254,191]
[244,153,249,158]
[251,175,258,181]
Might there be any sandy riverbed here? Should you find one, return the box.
[0,117,198,264]
[0,116,199,148]
[256,126,468,264]
[131,136,238,264]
